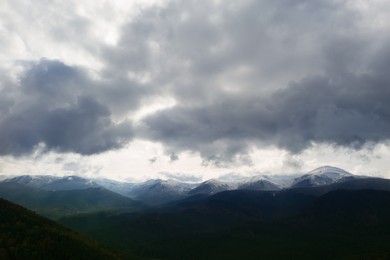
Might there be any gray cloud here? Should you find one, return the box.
[105,0,364,100]
[2,0,390,164]
[0,59,137,156]
[126,0,390,163]
[141,68,390,160]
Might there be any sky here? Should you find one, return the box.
[1,0,390,182]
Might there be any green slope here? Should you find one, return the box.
[0,198,125,260]
[0,182,144,218]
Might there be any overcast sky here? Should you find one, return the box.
[1,0,390,181]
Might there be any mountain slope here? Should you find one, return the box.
[290,177,390,196]
[306,189,390,220]
[188,179,232,196]
[0,182,143,218]
[128,179,195,205]
[61,184,390,259]
[3,175,100,191]
[0,198,123,259]
[238,178,280,191]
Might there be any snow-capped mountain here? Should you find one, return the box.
[260,174,301,188]
[0,166,369,205]
[188,179,234,195]
[128,179,196,205]
[238,178,281,191]
[41,176,100,190]
[291,166,353,188]
[3,175,62,189]
[3,175,99,191]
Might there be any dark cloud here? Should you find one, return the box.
[105,0,362,100]
[141,68,390,160]
[119,0,390,163]
[0,59,137,156]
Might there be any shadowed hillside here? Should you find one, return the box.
[0,182,144,219]
[0,198,125,260]
[61,188,390,259]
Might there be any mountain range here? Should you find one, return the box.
[2,165,390,259]
[0,166,371,207]
[60,177,390,259]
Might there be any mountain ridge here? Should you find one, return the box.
[0,166,381,206]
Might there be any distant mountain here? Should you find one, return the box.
[238,177,281,191]
[291,177,390,196]
[41,175,101,190]
[3,175,100,191]
[93,178,136,197]
[128,179,195,205]
[259,174,301,188]
[291,166,354,188]
[0,198,122,259]
[0,166,381,206]
[188,179,233,196]
[0,182,143,218]
[1,175,195,206]
[3,175,61,188]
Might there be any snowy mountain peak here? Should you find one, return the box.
[188,179,233,196]
[4,175,60,186]
[203,179,225,185]
[292,166,353,188]
[308,166,351,176]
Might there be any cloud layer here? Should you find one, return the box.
[1,0,390,166]
[134,0,390,163]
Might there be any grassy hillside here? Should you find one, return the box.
[0,198,126,260]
